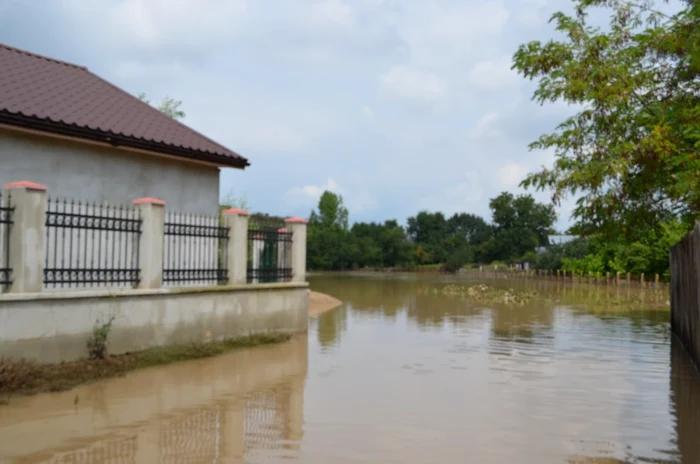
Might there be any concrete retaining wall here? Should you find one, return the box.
[0,282,308,362]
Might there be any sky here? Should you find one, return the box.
[0,0,581,230]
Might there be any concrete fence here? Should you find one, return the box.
[0,181,308,293]
[0,181,309,362]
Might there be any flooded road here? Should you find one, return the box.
[1,273,699,463]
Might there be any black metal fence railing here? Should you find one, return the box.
[160,407,222,461]
[44,198,142,288]
[0,192,14,288]
[47,435,137,463]
[247,227,292,284]
[163,212,229,286]
[244,388,291,457]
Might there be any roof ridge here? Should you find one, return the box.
[84,68,242,158]
[0,42,87,71]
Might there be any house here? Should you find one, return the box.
[0,42,248,214]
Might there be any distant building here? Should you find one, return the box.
[0,42,249,214]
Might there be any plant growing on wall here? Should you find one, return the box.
[87,316,116,360]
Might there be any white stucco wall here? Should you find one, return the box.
[0,128,221,214]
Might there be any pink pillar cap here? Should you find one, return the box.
[285,216,308,224]
[3,180,48,191]
[222,208,249,216]
[278,228,288,233]
[132,197,166,206]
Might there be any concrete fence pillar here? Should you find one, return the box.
[133,197,165,289]
[222,208,249,285]
[278,227,290,271]
[285,217,308,283]
[3,181,47,293]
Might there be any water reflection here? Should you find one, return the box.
[2,273,700,463]
[307,273,698,463]
[0,335,308,463]
[671,338,700,464]
[316,304,348,349]
[308,273,671,350]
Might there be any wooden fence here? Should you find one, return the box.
[670,222,700,369]
[463,268,668,290]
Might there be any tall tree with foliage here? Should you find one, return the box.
[137,93,186,120]
[307,192,356,270]
[485,192,556,262]
[513,0,700,239]
[406,211,450,263]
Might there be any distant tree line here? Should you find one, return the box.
[307,191,557,272]
[306,189,683,277]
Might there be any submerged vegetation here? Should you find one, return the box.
[420,284,538,306]
[0,334,290,401]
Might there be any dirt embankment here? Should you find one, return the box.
[0,334,290,400]
[308,291,342,316]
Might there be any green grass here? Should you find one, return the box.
[0,333,291,401]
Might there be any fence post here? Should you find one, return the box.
[285,217,308,283]
[222,208,249,285]
[133,197,165,289]
[3,181,47,293]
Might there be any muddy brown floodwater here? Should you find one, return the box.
[1,272,699,463]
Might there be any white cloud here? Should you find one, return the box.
[468,56,520,91]
[498,162,529,188]
[2,0,583,230]
[285,177,378,214]
[362,105,374,122]
[468,112,504,140]
[395,0,510,69]
[62,0,247,53]
[379,65,447,106]
[310,0,354,27]
[112,60,186,79]
[418,171,485,217]
[285,178,342,208]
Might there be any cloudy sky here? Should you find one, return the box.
[0,0,580,230]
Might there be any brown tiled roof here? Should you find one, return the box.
[0,43,248,168]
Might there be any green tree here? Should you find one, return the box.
[513,0,700,238]
[137,93,186,120]
[351,220,412,268]
[487,192,556,262]
[406,211,449,263]
[535,237,590,271]
[413,244,429,264]
[448,213,493,247]
[313,191,349,230]
[220,189,249,212]
[307,192,354,270]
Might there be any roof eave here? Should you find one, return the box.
[0,111,250,169]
